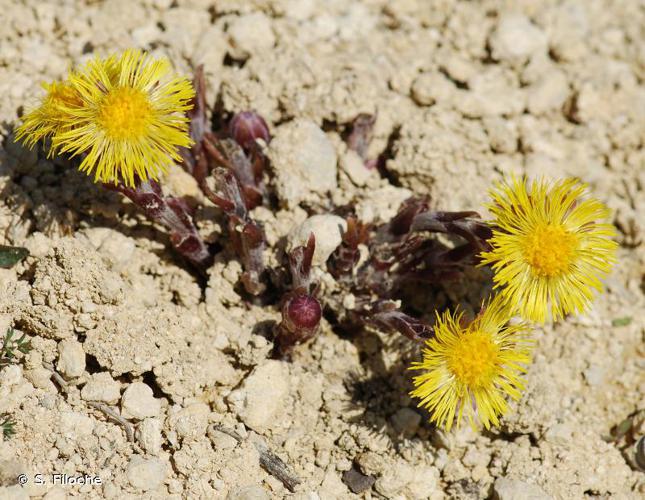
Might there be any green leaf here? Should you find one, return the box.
[0,245,29,269]
[611,316,632,327]
[0,414,16,439]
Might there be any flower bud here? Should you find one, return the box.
[274,293,322,359]
[229,111,270,152]
[286,294,322,331]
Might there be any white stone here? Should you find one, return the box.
[544,3,589,62]
[160,8,208,57]
[459,69,525,117]
[24,368,56,392]
[226,360,289,432]
[168,403,210,440]
[0,485,29,500]
[59,411,94,437]
[527,71,569,115]
[411,72,455,106]
[98,232,135,266]
[81,372,121,404]
[484,117,518,154]
[208,428,239,450]
[192,25,228,73]
[121,383,161,420]
[57,339,85,378]
[583,365,606,386]
[227,13,275,60]
[42,487,67,500]
[405,466,439,498]
[493,477,552,500]
[287,215,347,266]
[489,14,547,64]
[127,456,166,491]
[544,423,574,447]
[0,460,26,491]
[227,485,269,500]
[136,418,163,455]
[268,120,337,208]
[355,186,412,224]
[319,468,349,498]
[283,0,316,21]
[340,149,373,186]
[375,461,413,497]
[0,364,22,387]
[131,23,160,47]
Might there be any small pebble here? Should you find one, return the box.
[168,403,209,440]
[227,485,269,500]
[81,372,121,404]
[489,14,547,64]
[57,338,85,379]
[227,12,275,60]
[121,382,161,420]
[226,360,289,433]
[268,119,337,208]
[127,456,166,492]
[136,418,163,455]
[493,477,552,500]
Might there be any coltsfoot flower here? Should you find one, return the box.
[17,49,195,187]
[16,80,82,150]
[410,295,533,431]
[480,176,618,323]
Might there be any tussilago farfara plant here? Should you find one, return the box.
[406,177,617,430]
[17,50,213,267]
[15,49,619,434]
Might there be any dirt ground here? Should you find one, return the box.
[0,0,643,499]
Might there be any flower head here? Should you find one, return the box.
[410,295,533,431]
[17,49,194,187]
[479,176,618,323]
[16,80,83,150]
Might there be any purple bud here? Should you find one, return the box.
[229,111,271,152]
[286,294,322,330]
[274,293,322,359]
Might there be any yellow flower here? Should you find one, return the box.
[410,295,533,431]
[480,176,618,323]
[16,80,83,150]
[17,49,195,187]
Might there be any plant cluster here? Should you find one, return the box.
[0,328,32,369]
[1,414,17,440]
[0,329,30,441]
[17,50,618,431]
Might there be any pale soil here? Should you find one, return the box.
[0,0,643,499]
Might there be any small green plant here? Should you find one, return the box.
[0,328,32,368]
[1,414,16,440]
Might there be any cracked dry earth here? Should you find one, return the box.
[0,0,644,499]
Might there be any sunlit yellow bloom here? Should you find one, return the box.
[16,80,82,150]
[410,295,533,431]
[17,49,194,187]
[480,176,618,323]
